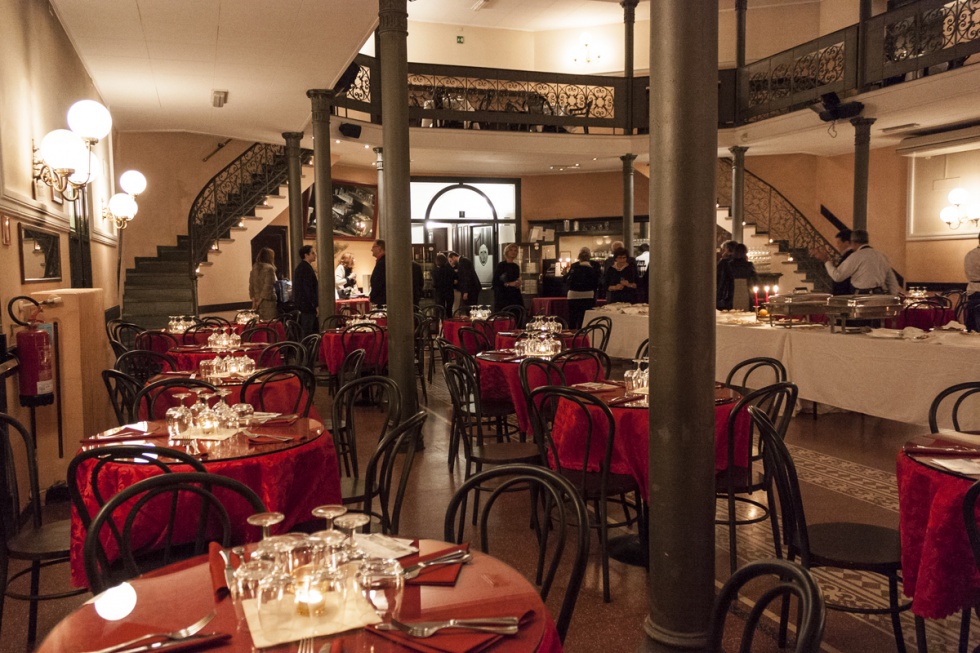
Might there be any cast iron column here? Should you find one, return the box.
[851,117,875,232]
[378,0,417,415]
[734,0,747,124]
[374,146,386,239]
[729,145,748,243]
[858,0,872,89]
[622,0,639,134]
[643,0,718,649]
[307,90,336,320]
[622,154,637,252]
[283,131,305,273]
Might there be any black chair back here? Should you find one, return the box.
[199,316,232,327]
[131,378,217,421]
[634,338,649,360]
[257,341,307,368]
[299,332,322,372]
[360,411,427,535]
[518,358,565,417]
[321,314,349,330]
[240,365,316,417]
[436,339,478,378]
[552,347,611,381]
[83,472,266,594]
[499,304,527,328]
[339,348,366,388]
[112,322,145,351]
[928,381,980,433]
[102,369,141,425]
[725,356,787,394]
[458,326,491,354]
[134,330,179,354]
[115,350,178,385]
[444,464,590,643]
[574,322,610,352]
[707,558,826,653]
[332,375,402,479]
[241,325,279,343]
[342,323,385,371]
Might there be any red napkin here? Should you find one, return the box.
[208,542,231,600]
[260,414,298,426]
[367,625,501,653]
[400,544,469,586]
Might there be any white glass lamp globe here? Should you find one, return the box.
[948,187,971,207]
[39,129,88,172]
[108,192,138,219]
[940,205,961,227]
[119,170,147,196]
[67,152,101,186]
[67,100,112,141]
[93,582,137,621]
[969,203,980,223]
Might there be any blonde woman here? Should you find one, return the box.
[492,243,522,311]
[249,247,278,319]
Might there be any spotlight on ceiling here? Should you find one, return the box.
[809,92,863,122]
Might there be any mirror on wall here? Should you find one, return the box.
[19,224,62,283]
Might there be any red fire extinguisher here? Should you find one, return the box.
[9,298,55,406]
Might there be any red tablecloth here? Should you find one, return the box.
[141,372,321,422]
[897,451,980,618]
[476,355,602,433]
[68,419,339,588]
[549,387,748,501]
[319,327,389,374]
[495,330,591,351]
[169,344,265,371]
[893,307,956,331]
[443,317,515,353]
[531,297,606,323]
[337,298,371,314]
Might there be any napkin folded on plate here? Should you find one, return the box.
[367,624,503,653]
[400,543,470,586]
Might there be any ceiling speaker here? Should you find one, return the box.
[339,123,361,139]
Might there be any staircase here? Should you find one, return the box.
[121,143,312,328]
[715,159,837,294]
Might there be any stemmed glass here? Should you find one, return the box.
[165,392,193,438]
[357,558,404,626]
[247,511,285,539]
[312,505,347,531]
[212,389,236,429]
[334,512,371,560]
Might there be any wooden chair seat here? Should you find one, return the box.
[559,469,640,501]
[471,442,540,465]
[714,465,766,494]
[8,520,73,560]
[808,522,903,573]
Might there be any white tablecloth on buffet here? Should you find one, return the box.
[584,309,649,359]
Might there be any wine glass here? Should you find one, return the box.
[357,558,404,625]
[247,511,285,539]
[312,505,347,531]
[334,512,371,560]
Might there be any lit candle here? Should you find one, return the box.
[764,285,771,302]
[773,285,779,296]
[753,286,759,308]
[295,587,325,617]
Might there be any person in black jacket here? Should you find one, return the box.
[450,251,481,309]
[830,228,855,295]
[492,243,523,311]
[369,239,387,306]
[716,243,758,310]
[432,253,455,316]
[412,260,424,308]
[605,247,639,304]
[293,245,318,337]
[564,247,600,328]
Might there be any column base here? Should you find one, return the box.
[641,616,708,651]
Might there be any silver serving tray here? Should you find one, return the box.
[768,293,831,306]
[826,294,902,309]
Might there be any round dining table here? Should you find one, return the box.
[443,317,515,353]
[169,344,267,372]
[43,541,563,653]
[494,330,590,351]
[68,418,339,588]
[319,327,389,375]
[337,297,371,314]
[896,435,980,619]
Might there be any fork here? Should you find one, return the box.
[297,637,315,653]
[385,617,519,638]
[243,431,291,442]
[84,610,217,653]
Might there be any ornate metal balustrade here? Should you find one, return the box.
[187,143,310,291]
[717,159,837,291]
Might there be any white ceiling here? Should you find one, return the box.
[49,0,980,176]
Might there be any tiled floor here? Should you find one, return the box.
[1,368,973,652]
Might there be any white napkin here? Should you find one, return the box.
[173,427,237,441]
[925,457,980,475]
[943,321,967,331]
[901,326,927,339]
[353,533,418,559]
[242,592,380,648]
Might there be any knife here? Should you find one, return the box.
[217,549,236,598]
[113,633,230,653]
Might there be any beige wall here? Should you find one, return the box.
[522,171,650,224]
[408,22,534,70]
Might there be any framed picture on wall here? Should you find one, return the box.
[472,225,494,285]
[304,181,378,240]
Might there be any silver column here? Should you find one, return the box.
[378,0,417,415]
[729,145,747,243]
[622,153,637,252]
[851,117,875,232]
[283,131,305,274]
[307,90,336,320]
[644,0,718,648]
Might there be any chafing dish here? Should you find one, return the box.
[826,294,903,333]
[766,293,831,327]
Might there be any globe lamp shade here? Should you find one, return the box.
[67,100,112,141]
[119,170,147,196]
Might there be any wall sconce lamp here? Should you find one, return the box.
[940,187,980,229]
[32,100,113,202]
[102,170,147,230]
[572,33,601,65]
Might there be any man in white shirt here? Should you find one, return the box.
[814,230,901,295]
[964,233,980,331]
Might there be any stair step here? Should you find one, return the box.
[133,260,187,273]
[125,273,192,286]
[124,287,194,301]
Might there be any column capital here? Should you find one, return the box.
[621,0,639,21]
[729,145,748,156]
[307,90,334,122]
[851,116,876,146]
[378,0,408,34]
[850,116,877,128]
[282,131,304,145]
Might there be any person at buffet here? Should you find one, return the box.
[433,252,455,316]
[830,229,855,295]
[450,251,482,309]
[716,243,758,310]
[334,252,357,298]
[492,243,523,311]
[814,229,901,295]
[249,247,279,319]
[715,240,736,309]
[293,245,318,337]
[605,247,640,304]
[564,247,600,328]
[964,231,980,331]
[369,239,387,306]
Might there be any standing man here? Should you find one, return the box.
[449,251,481,309]
[293,245,319,337]
[829,229,855,295]
[370,239,387,307]
[964,233,980,331]
[814,229,901,295]
[412,260,424,308]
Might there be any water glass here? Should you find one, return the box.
[234,403,255,429]
[257,570,297,641]
[357,558,404,625]
[165,405,191,438]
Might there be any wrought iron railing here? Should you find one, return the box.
[187,143,309,287]
[717,159,837,291]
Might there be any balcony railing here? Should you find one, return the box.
[332,0,980,133]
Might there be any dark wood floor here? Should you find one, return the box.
[1,368,966,653]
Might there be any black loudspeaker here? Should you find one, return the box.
[339,123,362,139]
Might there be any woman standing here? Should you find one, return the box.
[605,246,639,304]
[432,252,456,317]
[335,252,357,298]
[565,247,600,328]
[492,243,523,311]
[249,247,278,319]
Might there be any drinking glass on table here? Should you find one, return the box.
[334,512,371,560]
[257,570,297,641]
[233,403,255,429]
[312,505,347,531]
[247,511,285,539]
[357,558,404,625]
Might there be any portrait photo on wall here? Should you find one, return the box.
[472,225,494,285]
[304,181,377,240]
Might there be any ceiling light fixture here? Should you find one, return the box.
[572,33,601,65]
[940,187,980,229]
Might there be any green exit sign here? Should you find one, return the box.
[457,36,465,44]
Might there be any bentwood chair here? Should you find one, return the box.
[83,472,266,594]
[552,347,611,381]
[257,340,307,368]
[115,350,178,386]
[241,325,279,344]
[112,322,145,352]
[199,316,232,328]
[634,338,650,361]
[458,326,492,355]
[0,413,85,648]
[527,385,644,602]
[574,322,610,352]
[928,381,980,433]
[321,314,349,331]
[707,559,826,653]
[444,464,590,643]
[134,330,179,355]
[755,407,910,653]
[724,356,788,395]
[240,365,316,417]
[101,369,141,426]
[131,378,217,421]
[342,323,386,376]
[716,382,798,575]
[333,376,401,482]
[500,304,527,329]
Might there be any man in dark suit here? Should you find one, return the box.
[369,239,387,306]
[830,228,855,295]
[449,251,481,309]
[292,245,318,337]
[412,260,424,308]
